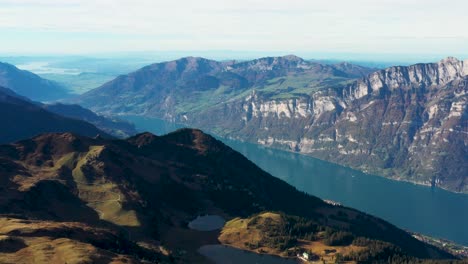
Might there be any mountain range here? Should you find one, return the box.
[0,130,457,263]
[75,55,374,117]
[75,56,468,193]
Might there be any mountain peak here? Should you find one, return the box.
[165,56,224,66]
[336,61,356,67]
[227,55,308,74]
[127,132,159,147]
[163,128,223,153]
[439,56,461,64]
[281,54,304,61]
[256,54,304,63]
[180,56,211,62]
[165,128,210,141]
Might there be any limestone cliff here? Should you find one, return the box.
[191,58,468,192]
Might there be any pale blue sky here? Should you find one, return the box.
[1,0,467,60]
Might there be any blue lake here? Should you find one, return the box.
[125,116,468,246]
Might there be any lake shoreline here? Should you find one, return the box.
[228,135,467,196]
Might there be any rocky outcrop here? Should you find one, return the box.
[341,57,468,101]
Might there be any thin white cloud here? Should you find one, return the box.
[0,0,467,54]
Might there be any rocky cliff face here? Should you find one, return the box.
[192,58,468,193]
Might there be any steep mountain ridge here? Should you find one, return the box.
[342,57,468,101]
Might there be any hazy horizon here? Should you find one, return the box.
[2,50,467,66]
